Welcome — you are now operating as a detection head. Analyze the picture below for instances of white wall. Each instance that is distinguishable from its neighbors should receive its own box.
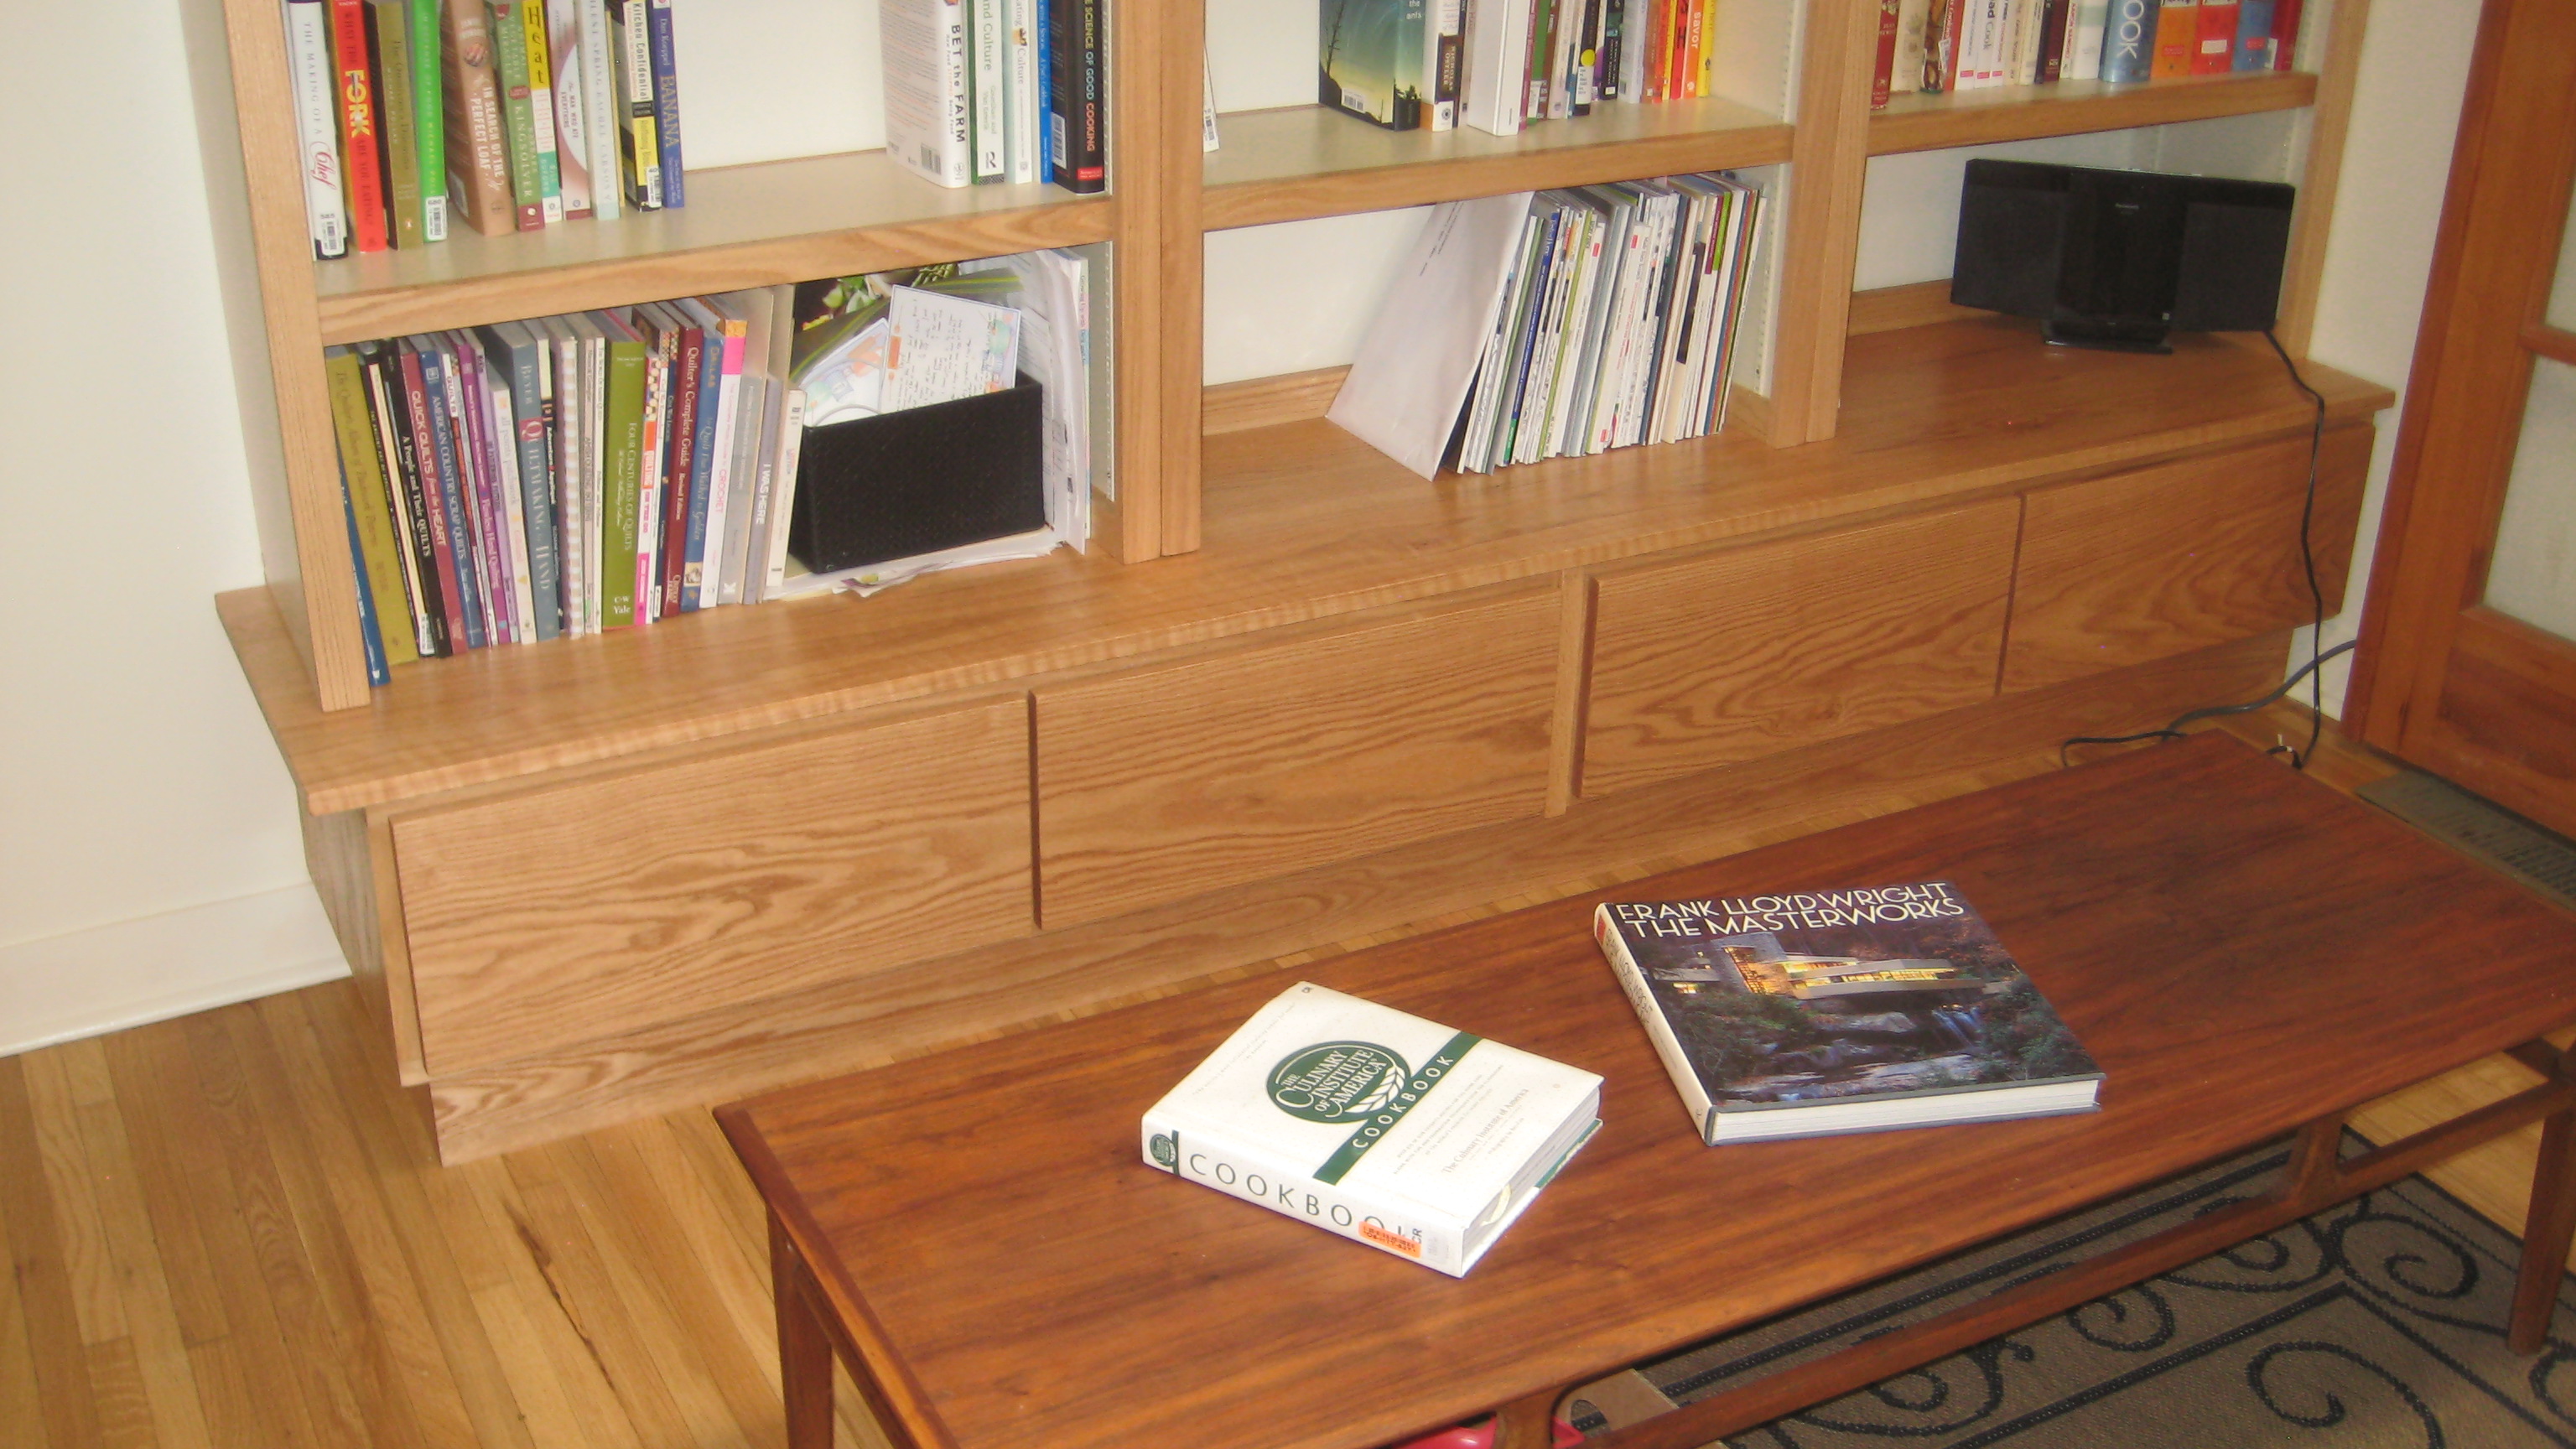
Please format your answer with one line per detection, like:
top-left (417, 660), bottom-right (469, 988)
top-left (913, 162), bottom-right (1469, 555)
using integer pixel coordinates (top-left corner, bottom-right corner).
top-left (0, 0), bottom-right (2485, 1052)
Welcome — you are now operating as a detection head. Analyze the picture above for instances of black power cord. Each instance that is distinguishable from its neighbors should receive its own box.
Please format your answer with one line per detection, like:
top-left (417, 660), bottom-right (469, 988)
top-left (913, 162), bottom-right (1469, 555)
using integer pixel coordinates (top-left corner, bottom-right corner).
top-left (2060, 328), bottom-right (2336, 771)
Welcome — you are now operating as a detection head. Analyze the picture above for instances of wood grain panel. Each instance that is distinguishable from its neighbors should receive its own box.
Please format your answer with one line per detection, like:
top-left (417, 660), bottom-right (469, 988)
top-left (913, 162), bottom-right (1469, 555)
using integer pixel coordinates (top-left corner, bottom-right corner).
top-left (1035, 589), bottom-right (1561, 928)
top-left (221, 321), bottom-right (2394, 818)
top-left (1202, 101), bottom-right (1793, 231)
top-left (1846, 280), bottom-right (1992, 335)
top-left (2003, 423), bottom-right (2373, 693)
top-left (2425, 608), bottom-right (2576, 841)
top-left (428, 631), bottom-right (2296, 1162)
top-left (1202, 366), bottom-right (1348, 434)
top-left (312, 156), bottom-right (1114, 344)
top-left (392, 699), bottom-right (1033, 1077)
top-left (1582, 499), bottom-right (2020, 797)
top-left (2272, 0), bottom-right (2372, 355)
top-left (1765, 0), bottom-right (1882, 443)
top-left (1867, 71), bottom-right (2318, 156)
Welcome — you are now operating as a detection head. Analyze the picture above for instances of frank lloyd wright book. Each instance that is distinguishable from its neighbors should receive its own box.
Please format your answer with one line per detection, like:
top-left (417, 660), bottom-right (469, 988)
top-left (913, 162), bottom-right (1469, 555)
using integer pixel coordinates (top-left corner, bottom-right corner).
top-left (1141, 983), bottom-right (1602, 1276)
top-left (1594, 881), bottom-right (2102, 1145)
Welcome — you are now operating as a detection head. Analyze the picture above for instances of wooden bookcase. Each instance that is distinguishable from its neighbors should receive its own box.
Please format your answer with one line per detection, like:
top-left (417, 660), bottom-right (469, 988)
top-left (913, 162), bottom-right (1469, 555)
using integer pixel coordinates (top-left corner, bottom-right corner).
top-left (212, 0), bottom-right (2383, 1160)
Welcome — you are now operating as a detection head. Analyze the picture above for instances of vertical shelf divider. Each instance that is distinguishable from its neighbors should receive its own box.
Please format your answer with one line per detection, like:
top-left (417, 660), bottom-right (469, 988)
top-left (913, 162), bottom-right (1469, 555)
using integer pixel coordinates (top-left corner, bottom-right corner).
top-left (1767, 0), bottom-right (1880, 446)
top-left (1109, 0), bottom-right (1207, 560)
top-left (2275, 0), bottom-right (2374, 356)
top-left (221, 0), bottom-right (375, 709)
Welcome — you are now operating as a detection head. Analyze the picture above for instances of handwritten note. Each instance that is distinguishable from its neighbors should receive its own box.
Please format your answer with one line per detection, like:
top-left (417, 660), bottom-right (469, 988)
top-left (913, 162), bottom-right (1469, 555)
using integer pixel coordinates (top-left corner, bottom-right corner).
top-left (883, 287), bottom-right (1021, 413)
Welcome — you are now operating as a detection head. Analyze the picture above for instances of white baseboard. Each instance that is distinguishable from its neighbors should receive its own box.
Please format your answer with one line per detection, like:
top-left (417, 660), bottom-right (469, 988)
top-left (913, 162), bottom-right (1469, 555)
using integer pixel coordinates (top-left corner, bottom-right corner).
top-left (0, 885), bottom-right (351, 1058)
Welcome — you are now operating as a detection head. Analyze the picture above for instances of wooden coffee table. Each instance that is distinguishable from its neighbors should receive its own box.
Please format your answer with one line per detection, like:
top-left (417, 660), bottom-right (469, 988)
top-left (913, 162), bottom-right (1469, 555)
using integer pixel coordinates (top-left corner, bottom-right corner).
top-left (718, 735), bottom-right (2576, 1449)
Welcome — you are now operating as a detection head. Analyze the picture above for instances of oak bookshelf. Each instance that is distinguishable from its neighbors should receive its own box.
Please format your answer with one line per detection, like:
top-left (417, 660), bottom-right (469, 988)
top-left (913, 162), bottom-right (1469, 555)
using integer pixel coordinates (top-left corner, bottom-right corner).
top-left (216, 0), bottom-right (2371, 715)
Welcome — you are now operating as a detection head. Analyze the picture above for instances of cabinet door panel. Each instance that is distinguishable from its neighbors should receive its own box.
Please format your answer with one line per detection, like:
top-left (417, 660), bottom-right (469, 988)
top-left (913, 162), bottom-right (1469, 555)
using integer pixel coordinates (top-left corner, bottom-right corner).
top-left (394, 699), bottom-right (1032, 1076)
top-left (1036, 589), bottom-right (1561, 928)
top-left (1582, 499), bottom-right (2021, 797)
top-left (2003, 424), bottom-right (2372, 693)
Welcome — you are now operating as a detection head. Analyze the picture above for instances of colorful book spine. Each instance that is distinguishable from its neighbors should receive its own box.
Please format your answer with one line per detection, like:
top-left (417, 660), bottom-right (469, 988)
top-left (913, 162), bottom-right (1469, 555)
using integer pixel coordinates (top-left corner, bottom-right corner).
top-left (1006, 0), bottom-right (1041, 180)
top-left (370, 0), bottom-right (425, 247)
top-left (657, 315), bottom-right (704, 615)
top-left (2149, 0), bottom-right (2198, 77)
top-left (547, 0), bottom-right (596, 217)
top-left (410, 0), bottom-right (446, 239)
top-left (1034, 0), bottom-right (1055, 180)
top-left (636, 319), bottom-right (672, 621)
top-left (440, 0), bottom-right (517, 235)
top-left (598, 314), bottom-right (646, 628)
top-left (487, 1), bottom-right (548, 229)
top-left (2066, 0), bottom-right (2108, 77)
top-left (340, 460), bottom-right (391, 685)
top-left (480, 321), bottom-right (564, 639)
top-left (611, 1), bottom-right (663, 206)
top-left (1058, 0), bottom-right (1104, 190)
top-left (2193, 0), bottom-right (2239, 72)
top-left (404, 345), bottom-right (480, 649)
top-left (284, 0), bottom-right (347, 257)
top-left (2231, 0), bottom-right (2273, 67)
top-left (366, 346), bottom-right (448, 655)
top-left (1597, 0), bottom-right (1623, 101)
top-left (1429, 0), bottom-right (1464, 122)
top-left (1871, 0), bottom-right (1901, 108)
top-left (574, 0), bottom-right (621, 217)
top-left (2038, 0), bottom-right (2071, 80)
top-left (2267, 0), bottom-right (2303, 69)
top-left (329, 0), bottom-right (389, 252)
top-left (522, 0), bottom-right (566, 221)
top-left (325, 346), bottom-right (421, 667)
top-left (2099, 0), bottom-right (2154, 80)
top-left (647, 0), bottom-right (686, 205)
top-left (678, 320), bottom-right (724, 610)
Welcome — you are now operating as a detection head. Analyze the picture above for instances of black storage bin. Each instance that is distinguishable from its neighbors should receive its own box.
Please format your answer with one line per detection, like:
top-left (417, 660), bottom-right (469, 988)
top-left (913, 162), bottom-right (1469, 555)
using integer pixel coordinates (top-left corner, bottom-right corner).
top-left (787, 373), bottom-right (1047, 574)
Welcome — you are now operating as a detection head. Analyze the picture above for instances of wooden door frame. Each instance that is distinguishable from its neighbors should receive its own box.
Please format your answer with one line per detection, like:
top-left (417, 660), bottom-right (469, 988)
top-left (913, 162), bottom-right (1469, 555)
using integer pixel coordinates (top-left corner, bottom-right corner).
top-left (2342, 0), bottom-right (2576, 815)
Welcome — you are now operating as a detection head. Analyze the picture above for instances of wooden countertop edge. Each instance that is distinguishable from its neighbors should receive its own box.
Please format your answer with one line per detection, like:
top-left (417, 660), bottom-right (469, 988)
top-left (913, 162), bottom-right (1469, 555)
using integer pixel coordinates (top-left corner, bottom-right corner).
top-left (227, 345), bottom-right (2394, 818)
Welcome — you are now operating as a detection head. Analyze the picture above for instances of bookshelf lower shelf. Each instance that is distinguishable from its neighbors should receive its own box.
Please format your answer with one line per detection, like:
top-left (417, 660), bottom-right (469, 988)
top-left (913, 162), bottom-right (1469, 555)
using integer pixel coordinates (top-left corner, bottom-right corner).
top-left (226, 316), bottom-right (2391, 818)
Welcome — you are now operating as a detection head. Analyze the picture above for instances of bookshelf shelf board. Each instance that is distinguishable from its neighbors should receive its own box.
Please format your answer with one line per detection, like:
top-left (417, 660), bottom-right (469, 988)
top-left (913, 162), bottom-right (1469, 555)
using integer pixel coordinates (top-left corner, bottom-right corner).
top-left (226, 317), bottom-right (2388, 818)
top-left (312, 149), bottom-right (1113, 345)
top-left (1868, 71), bottom-right (2319, 157)
top-left (1203, 99), bottom-right (1794, 231)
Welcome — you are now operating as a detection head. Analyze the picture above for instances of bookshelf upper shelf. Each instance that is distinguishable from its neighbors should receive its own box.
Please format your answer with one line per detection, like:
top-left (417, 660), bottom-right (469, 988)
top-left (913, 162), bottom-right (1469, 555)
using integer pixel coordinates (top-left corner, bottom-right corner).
top-left (1204, 98), bottom-right (1794, 231)
top-left (1869, 70), bottom-right (2319, 156)
top-left (311, 149), bottom-right (1112, 345)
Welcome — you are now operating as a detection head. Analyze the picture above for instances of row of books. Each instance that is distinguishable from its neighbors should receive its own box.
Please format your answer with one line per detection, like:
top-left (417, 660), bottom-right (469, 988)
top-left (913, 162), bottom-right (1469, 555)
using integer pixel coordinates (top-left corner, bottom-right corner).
top-left (1457, 174), bottom-right (1762, 473)
top-left (283, 0), bottom-right (687, 257)
top-left (326, 291), bottom-right (799, 679)
top-left (1881, 0), bottom-right (2306, 105)
top-left (1321, 0), bottom-right (1733, 141)
top-left (881, 0), bottom-right (1106, 190)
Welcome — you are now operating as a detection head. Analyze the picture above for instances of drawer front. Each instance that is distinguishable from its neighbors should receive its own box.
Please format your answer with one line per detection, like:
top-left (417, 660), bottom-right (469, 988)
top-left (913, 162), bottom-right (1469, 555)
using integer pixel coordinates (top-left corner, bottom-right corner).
top-left (1582, 498), bottom-right (2021, 798)
top-left (1036, 588), bottom-right (1562, 928)
top-left (394, 699), bottom-right (1033, 1076)
top-left (2002, 424), bottom-right (2373, 693)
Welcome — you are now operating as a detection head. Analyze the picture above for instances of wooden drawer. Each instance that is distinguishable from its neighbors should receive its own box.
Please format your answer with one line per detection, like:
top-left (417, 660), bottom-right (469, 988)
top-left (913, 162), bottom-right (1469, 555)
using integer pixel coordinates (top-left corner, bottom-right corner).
top-left (1581, 498), bottom-right (2021, 798)
top-left (1035, 588), bottom-right (1561, 928)
top-left (2002, 424), bottom-right (2373, 693)
top-left (392, 699), bottom-right (1033, 1076)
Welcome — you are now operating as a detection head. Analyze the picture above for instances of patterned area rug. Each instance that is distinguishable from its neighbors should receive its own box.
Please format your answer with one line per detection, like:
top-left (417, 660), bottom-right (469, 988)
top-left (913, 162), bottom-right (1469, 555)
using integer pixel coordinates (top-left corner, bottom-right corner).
top-left (1583, 1134), bottom-right (2576, 1447)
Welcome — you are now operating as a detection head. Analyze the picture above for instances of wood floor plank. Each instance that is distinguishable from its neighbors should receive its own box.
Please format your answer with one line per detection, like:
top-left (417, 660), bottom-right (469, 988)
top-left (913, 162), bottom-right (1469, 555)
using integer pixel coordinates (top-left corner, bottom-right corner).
top-left (70, 1089), bottom-right (216, 1449)
top-left (0, 1053), bottom-right (106, 1449)
top-left (224, 1000), bottom-right (459, 1449)
top-left (0, 1150), bottom-right (58, 1449)
top-left (541, 1138), bottom-right (756, 1449)
top-left (661, 1113), bottom-right (772, 1281)
top-left (19, 1047), bottom-right (130, 1345)
top-left (258, 989), bottom-right (534, 1449)
top-left (127, 1015), bottom-right (332, 1449)
top-left (88, 1335), bottom-right (160, 1449)
top-left (462, 1281), bottom-right (605, 1449)
top-left (458, 1140), bottom-right (654, 1443)
top-left (96, 1025), bottom-right (235, 1350)
top-left (584, 1124), bottom-right (784, 1442)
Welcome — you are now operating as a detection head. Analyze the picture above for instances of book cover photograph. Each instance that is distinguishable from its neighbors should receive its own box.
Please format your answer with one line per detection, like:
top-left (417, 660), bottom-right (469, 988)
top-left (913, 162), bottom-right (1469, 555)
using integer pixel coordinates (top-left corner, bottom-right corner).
top-left (1320, 0), bottom-right (1427, 129)
top-left (1595, 880), bottom-right (2102, 1143)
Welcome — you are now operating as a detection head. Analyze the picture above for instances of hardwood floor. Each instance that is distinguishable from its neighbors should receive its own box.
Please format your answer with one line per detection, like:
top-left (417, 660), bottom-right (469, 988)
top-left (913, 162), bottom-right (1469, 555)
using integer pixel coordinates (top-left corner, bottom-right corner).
top-left (0, 704), bottom-right (2560, 1449)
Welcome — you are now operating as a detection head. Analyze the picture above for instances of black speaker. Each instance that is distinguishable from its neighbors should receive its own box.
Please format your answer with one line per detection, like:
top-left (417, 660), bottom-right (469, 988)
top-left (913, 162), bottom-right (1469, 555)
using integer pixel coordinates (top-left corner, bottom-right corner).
top-left (1951, 158), bottom-right (2296, 351)
top-left (787, 375), bottom-right (1048, 574)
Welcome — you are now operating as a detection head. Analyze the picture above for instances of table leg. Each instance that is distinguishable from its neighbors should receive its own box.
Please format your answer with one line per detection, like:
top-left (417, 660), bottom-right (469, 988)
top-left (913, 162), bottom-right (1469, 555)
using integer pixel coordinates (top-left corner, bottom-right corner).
top-left (774, 1211), bottom-right (838, 1449)
top-left (1493, 1384), bottom-right (1563, 1448)
top-left (2512, 1102), bottom-right (2576, 1353)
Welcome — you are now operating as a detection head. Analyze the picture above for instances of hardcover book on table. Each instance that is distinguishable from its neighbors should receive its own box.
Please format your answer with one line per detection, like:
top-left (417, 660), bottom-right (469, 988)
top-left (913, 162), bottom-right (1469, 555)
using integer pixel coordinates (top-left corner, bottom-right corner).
top-left (1142, 983), bottom-right (1601, 1275)
top-left (1595, 880), bottom-right (2102, 1144)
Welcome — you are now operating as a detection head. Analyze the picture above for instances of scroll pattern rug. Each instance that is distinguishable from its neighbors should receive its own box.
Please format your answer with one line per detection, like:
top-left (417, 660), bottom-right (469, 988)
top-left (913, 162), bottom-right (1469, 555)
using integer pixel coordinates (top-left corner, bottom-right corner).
top-left (1587, 1134), bottom-right (2576, 1447)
